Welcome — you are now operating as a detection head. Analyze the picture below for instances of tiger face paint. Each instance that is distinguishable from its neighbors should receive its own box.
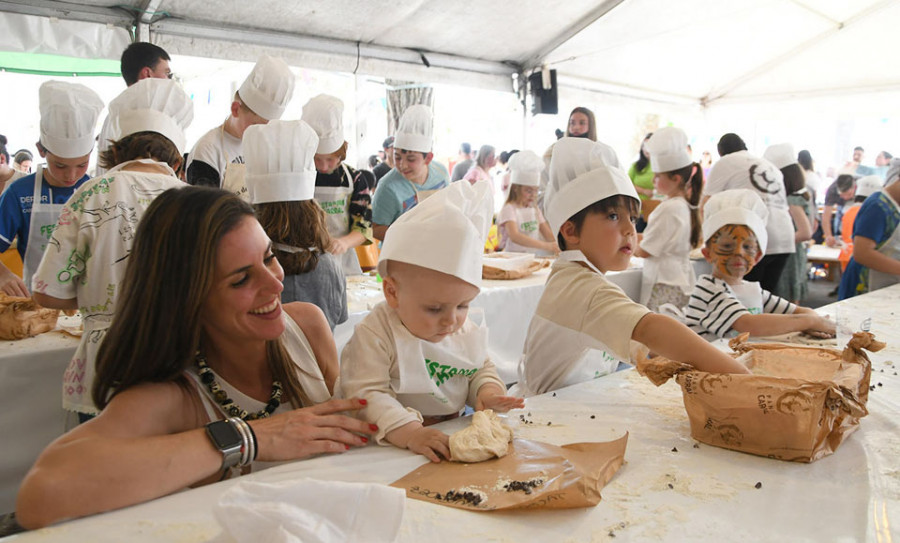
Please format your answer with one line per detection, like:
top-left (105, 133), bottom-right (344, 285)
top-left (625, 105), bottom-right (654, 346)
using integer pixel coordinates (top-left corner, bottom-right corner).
top-left (703, 225), bottom-right (762, 284)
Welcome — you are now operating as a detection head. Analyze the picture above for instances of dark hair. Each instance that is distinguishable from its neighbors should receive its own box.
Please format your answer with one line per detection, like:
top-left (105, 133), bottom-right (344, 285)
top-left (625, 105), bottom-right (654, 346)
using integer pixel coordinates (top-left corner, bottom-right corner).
top-left (460, 142), bottom-right (471, 154)
top-left (797, 150), bottom-right (814, 171)
top-left (781, 164), bottom-right (809, 201)
top-left (499, 149), bottom-right (519, 165)
top-left (566, 107), bottom-right (597, 142)
top-left (99, 131), bottom-right (183, 174)
top-left (0, 143), bottom-right (8, 164)
top-left (854, 194), bottom-right (868, 203)
top-left (835, 174), bottom-right (855, 192)
top-left (717, 133), bottom-right (747, 157)
top-left (663, 162), bottom-right (704, 248)
top-left (0, 135), bottom-right (6, 146)
top-left (556, 195), bottom-right (641, 250)
top-left (882, 151), bottom-right (893, 160)
top-left (633, 133), bottom-right (653, 173)
top-left (121, 42), bottom-right (171, 86)
top-left (94, 187), bottom-right (308, 409)
top-left (255, 200), bottom-right (332, 275)
top-left (13, 149), bottom-right (32, 165)
top-left (854, 146), bottom-right (865, 152)
top-left (368, 154), bottom-right (379, 168)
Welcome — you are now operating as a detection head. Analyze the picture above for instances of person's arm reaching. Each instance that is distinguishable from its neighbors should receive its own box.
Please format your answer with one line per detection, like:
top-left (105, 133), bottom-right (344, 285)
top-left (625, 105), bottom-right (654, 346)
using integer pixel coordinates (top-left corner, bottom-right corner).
top-left (632, 313), bottom-right (750, 374)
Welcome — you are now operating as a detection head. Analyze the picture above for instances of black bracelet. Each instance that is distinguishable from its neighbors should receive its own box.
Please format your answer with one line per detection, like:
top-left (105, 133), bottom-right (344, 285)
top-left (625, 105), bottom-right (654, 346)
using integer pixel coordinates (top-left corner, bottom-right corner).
top-left (246, 421), bottom-right (259, 461)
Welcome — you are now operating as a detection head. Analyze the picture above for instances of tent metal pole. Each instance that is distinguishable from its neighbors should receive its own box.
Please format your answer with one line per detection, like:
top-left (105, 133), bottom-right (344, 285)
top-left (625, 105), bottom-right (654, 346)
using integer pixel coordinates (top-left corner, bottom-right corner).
top-left (0, 0), bottom-right (132, 27)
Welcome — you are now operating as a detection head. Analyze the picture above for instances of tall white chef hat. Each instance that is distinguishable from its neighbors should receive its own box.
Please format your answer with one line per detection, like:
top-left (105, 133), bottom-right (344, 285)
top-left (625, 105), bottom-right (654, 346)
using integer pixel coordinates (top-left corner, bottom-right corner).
top-left (301, 94), bottom-right (344, 155)
top-left (544, 137), bottom-right (639, 235)
top-left (702, 189), bottom-right (769, 253)
top-left (645, 126), bottom-right (692, 173)
top-left (237, 55), bottom-right (295, 121)
top-left (107, 78), bottom-right (194, 155)
top-left (393, 104), bottom-right (433, 153)
top-left (378, 180), bottom-right (493, 288)
top-left (38, 81), bottom-right (104, 158)
top-left (885, 157), bottom-right (900, 186)
top-left (763, 143), bottom-right (797, 170)
top-left (507, 150), bottom-right (544, 187)
top-left (855, 175), bottom-right (883, 199)
top-left (243, 120), bottom-right (319, 204)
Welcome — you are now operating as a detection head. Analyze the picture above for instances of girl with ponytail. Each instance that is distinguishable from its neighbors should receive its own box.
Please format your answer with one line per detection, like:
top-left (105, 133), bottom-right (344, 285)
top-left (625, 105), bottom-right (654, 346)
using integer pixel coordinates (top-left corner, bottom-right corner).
top-left (634, 127), bottom-right (701, 311)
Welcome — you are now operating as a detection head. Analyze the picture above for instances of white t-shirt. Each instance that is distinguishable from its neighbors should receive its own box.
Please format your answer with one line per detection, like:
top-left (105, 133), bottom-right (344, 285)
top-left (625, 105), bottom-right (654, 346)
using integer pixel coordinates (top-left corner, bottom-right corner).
top-left (498, 202), bottom-right (546, 253)
top-left (684, 274), bottom-right (796, 340)
top-left (518, 254), bottom-right (650, 396)
top-left (706, 151), bottom-right (796, 255)
top-left (32, 161), bottom-right (184, 413)
top-left (186, 124), bottom-right (243, 186)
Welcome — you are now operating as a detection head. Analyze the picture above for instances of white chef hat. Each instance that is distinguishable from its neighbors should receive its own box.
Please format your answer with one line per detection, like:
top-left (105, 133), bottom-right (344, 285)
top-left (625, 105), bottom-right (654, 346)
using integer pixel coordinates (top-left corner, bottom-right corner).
top-left (38, 81), bottom-right (104, 158)
top-left (378, 180), bottom-right (493, 288)
top-left (107, 78), bottom-right (194, 155)
top-left (702, 189), bottom-right (769, 253)
top-left (507, 150), bottom-right (544, 187)
top-left (762, 143), bottom-right (797, 170)
top-left (544, 137), bottom-right (639, 235)
top-left (885, 157), bottom-right (900, 186)
top-left (238, 55), bottom-right (295, 121)
top-left (301, 94), bottom-right (344, 155)
top-left (645, 126), bottom-right (692, 173)
top-left (393, 104), bottom-right (433, 153)
top-left (243, 120), bottom-right (319, 204)
top-left (855, 175), bottom-right (883, 198)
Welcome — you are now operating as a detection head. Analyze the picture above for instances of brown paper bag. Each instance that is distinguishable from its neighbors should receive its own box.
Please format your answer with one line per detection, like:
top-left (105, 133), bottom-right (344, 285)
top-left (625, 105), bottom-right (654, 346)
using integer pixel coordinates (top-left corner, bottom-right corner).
top-left (636, 332), bottom-right (883, 462)
top-left (390, 434), bottom-right (627, 511)
top-left (0, 294), bottom-right (59, 340)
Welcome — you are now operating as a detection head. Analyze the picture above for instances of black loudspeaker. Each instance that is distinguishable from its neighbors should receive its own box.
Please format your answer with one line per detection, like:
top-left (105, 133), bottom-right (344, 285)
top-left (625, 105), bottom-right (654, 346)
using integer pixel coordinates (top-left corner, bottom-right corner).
top-left (529, 69), bottom-right (558, 115)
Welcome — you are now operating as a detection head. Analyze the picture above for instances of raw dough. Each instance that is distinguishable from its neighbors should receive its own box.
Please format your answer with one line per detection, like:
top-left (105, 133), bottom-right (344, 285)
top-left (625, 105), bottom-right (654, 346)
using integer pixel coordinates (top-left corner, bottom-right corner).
top-left (0, 294), bottom-right (59, 340)
top-left (449, 409), bottom-right (513, 463)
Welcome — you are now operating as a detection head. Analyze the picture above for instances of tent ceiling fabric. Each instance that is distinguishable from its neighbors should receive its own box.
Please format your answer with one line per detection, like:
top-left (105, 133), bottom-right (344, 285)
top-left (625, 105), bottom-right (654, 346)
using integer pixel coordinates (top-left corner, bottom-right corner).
top-left (0, 0), bottom-right (898, 104)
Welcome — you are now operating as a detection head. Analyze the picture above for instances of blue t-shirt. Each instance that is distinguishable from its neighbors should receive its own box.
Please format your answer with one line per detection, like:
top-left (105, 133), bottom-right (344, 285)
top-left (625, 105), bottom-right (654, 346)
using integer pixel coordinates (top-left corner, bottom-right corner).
top-left (838, 191), bottom-right (900, 299)
top-left (0, 171), bottom-right (89, 258)
top-left (371, 161), bottom-right (449, 226)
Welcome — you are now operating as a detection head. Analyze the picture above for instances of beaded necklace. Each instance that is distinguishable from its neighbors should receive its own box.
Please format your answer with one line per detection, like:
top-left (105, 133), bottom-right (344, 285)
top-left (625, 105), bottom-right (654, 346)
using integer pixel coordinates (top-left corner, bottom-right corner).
top-left (195, 353), bottom-right (283, 420)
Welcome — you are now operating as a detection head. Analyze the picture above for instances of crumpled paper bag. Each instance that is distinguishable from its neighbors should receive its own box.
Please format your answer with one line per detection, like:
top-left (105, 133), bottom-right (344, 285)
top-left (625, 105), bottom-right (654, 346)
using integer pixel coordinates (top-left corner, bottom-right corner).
top-left (212, 478), bottom-right (405, 543)
top-left (0, 293), bottom-right (58, 340)
top-left (636, 332), bottom-right (883, 462)
top-left (391, 434), bottom-right (627, 511)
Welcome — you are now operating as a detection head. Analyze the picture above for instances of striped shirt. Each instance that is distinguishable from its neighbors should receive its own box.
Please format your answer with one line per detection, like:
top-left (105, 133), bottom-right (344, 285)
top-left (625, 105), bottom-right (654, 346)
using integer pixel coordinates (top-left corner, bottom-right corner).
top-left (685, 274), bottom-right (795, 340)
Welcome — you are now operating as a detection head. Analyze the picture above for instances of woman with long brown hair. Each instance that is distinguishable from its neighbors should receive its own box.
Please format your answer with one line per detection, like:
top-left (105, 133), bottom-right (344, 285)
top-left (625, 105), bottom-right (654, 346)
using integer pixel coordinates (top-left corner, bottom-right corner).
top-left (16, 185), bottom-right (373, 529)
top-left (245, 119), bottom-right (348, 330)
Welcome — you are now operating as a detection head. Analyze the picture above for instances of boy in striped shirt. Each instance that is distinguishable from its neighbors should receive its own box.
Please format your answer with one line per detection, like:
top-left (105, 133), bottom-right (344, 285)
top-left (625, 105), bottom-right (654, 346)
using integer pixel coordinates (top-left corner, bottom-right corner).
top-left (685, 190), bottom-right (834, 340)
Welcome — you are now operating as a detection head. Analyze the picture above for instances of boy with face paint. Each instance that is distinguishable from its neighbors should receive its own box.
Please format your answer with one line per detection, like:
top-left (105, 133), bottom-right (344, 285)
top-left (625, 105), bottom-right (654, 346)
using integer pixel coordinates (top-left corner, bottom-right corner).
top-left (685, 189), bottom-right (835, 340)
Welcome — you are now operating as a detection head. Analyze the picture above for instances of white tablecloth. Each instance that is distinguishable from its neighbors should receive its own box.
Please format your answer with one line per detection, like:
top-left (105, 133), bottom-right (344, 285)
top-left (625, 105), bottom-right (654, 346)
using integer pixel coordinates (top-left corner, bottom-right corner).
top-left (10, 284), bottom-right (899, 541)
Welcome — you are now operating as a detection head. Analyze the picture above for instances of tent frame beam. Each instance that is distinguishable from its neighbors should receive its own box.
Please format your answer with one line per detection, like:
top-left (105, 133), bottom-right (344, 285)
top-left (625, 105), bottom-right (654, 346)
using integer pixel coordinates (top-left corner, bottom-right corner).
top-left (0, 0), bottom-right (132, 27)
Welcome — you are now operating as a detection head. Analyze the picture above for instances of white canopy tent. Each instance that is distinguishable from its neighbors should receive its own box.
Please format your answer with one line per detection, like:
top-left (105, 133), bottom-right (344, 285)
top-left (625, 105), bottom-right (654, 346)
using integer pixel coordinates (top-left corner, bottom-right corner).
top-left (1, 0), bottom-right (899, 169)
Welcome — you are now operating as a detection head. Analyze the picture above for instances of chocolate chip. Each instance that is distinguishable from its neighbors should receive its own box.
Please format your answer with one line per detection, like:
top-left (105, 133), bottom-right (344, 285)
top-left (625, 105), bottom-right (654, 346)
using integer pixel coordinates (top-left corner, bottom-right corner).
top-left (878, 382), bottom-right (883, 387)
top-left (671, 447), bottom-right (678, 453)
top-left (552, 392), bottom-right (557, 397)
top-left (667, 483), bottom-right (674, 489)
top-left (547, 421), bottom-right (551, 426)
top-left (608, 531), bottom-right (616, 538)
top-left (693, 443), bottom-right (700, 449)
top-left (755, 482), bottom-right (762, 489)
top-left (590, 415), bottom-right (596, 419)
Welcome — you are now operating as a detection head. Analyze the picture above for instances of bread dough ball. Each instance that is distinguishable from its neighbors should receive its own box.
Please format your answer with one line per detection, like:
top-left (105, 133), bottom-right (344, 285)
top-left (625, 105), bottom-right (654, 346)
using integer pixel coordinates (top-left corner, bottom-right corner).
top-left (449, 409), bottom-right (513, 463)
top-left (0, 294), bottom-right (59, 340)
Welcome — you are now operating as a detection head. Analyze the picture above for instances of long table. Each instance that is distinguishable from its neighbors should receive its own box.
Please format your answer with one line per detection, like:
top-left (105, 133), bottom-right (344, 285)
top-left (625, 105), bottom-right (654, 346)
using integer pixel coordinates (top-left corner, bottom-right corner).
top-left (8, 284), bottom-right (899, 541)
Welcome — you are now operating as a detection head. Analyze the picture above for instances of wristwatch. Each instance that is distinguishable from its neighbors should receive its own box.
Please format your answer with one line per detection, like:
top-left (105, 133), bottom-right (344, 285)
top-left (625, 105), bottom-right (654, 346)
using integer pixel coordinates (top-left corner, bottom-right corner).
top-left (205, 419), bottom-right (243, 471)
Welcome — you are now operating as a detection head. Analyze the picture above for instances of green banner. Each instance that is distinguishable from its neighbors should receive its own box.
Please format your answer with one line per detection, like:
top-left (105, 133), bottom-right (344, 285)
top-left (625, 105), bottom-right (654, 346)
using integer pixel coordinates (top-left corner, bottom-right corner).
top-left (0, 51), bottom-right (118, 77)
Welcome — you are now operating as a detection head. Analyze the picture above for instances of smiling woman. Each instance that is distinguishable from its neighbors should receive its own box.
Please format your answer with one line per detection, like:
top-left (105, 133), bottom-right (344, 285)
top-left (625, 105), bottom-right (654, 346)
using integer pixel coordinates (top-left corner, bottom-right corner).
top-left (15, 186), bottom-right (375, 529)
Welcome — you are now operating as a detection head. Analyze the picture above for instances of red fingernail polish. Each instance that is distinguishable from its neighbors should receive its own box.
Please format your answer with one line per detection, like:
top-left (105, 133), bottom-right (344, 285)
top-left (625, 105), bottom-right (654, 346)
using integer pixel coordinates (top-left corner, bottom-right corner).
top-left (345, 444), bottom-right (350, 450)
top-left (359, 399), bottom-right (368, 405)
top-left (361, 437), bottom-right (368, 443)
top-left (369, 424), bottom-right (378, 431)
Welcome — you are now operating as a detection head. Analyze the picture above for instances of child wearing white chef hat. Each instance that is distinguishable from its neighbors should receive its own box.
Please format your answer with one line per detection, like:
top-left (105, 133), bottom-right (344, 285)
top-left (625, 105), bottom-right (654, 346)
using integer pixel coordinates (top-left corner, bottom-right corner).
top-left (341, 180), bottom-right (523, 463)
top-left (497, 150), bottom-right (558, 255)
top-left (186, 55), bottom-right (295, 197)
top-left (684, 189), bottom-right (834, 340)
top-left (633, 126), bottom-right (702, 311)
top-left (0, 80), bottom-right (103, 297)
top-left (371, 104), bottom-right (449, 241)
top-left (244, 119), bottom-right (348, 331)
top-left (33, 77), bottom-right (193, 419)
top-left (517, 138), bottom-right (749, 397)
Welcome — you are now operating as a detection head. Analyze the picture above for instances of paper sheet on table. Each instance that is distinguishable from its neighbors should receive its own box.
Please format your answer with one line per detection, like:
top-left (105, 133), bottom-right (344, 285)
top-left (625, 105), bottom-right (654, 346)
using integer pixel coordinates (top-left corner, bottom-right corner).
top-left (637, 332), bottom-right (884, 462)
top-left (390, 434), bottom-right (627, 511)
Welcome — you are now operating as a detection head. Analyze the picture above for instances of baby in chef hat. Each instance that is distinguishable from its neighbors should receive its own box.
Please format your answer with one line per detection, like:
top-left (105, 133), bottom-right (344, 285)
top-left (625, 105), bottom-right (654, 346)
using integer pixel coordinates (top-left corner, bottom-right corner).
top-left (186, 55), bottom-right (295, 196)
top-left (684, 189), bottom-right (835, 340)
top-left (341, 180), bottom-right (523, 463)
top-left (517, 138), bottom-right (749, 396)
top-left (497, 150), bottom-right (558, 255)
top-left (371, 104), bottom-right (449, 241)
top-left (0, 80), bottom-right (103, 297)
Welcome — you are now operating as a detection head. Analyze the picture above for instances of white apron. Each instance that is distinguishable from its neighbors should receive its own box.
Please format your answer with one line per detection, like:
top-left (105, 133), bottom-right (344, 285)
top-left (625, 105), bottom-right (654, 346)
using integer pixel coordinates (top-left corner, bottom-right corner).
top-left (314, 163), bottom-right (362, 276)
top-left (23, 166), bottom-right (65, 290)
top-left (391, 309), bottom-right (488, 417)
top-left (640, 255), bottom-right (695, 306)
top-left (730, 281), bottom-right (764, 315)
top-left (868, 191), bottom-right (900, 291)
top-left (220, 127), bottom-right (249, 202)
top-left (503, 205), bottom-right (543, 253)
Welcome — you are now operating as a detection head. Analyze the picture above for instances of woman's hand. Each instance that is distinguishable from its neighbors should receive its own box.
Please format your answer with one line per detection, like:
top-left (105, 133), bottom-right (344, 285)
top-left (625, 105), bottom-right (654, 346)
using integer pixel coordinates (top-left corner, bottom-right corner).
top-left (0, 265), bottom-right (29, 297)
top-left (251, 398), bottom-right (376, 461)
